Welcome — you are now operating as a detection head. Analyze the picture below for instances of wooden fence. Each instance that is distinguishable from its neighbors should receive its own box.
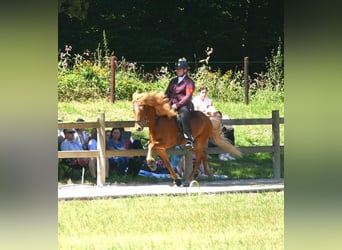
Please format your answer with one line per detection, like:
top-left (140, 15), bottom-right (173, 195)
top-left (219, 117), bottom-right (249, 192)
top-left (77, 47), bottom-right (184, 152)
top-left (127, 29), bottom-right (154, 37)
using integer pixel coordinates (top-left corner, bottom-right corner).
top-left (58, 110), bottom-right (284, 186)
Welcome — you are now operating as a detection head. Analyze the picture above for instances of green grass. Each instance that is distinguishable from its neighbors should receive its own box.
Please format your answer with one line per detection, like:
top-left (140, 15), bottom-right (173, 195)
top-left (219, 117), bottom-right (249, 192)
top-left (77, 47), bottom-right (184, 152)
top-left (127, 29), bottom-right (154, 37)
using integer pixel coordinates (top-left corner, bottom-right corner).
top-left (58, 95), bottom-right (284, 249)
top-left (58, 191), bottom-right (284, 250)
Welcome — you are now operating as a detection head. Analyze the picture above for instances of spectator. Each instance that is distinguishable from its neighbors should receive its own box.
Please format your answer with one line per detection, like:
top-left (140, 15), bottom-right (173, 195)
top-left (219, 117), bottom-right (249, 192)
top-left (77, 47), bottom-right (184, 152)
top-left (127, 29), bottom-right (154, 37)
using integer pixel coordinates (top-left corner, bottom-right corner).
top-left (74, 118), bottom-right (89, 150)
top-left (125, 134), bottom-right (147, 176)
top-left (58, 119), bottom-right (64, 151)
top-left (192, 86), bottom-right (216, 116)
top-left (192, 87), bottom-right (217, 172)
top-left (87, 128), bottom-right (98, 178)
top-left (213, 111), bottom-right (236, 161)
top-left (105, 130), bottom-right (111, 142)
top-left (170, 146), bottom-right (185, 176)
top-left (106, 127), bottom-right (131, 176)
top-left (60, 129), bottom-right (96, 178)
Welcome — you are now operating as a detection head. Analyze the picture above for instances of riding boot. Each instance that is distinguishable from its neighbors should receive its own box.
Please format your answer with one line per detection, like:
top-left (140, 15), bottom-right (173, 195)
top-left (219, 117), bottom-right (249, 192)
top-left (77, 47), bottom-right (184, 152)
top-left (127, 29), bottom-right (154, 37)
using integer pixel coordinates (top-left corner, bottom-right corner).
top-left (178, 106), bottom-right (194, 148)
top-left (184, 132), bottom-right (194, 148)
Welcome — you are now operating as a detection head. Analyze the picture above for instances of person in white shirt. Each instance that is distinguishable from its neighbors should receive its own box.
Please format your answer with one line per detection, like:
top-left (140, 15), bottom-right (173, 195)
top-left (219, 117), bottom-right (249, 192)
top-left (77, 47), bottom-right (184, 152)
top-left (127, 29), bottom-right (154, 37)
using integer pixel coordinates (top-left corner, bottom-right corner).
top-left (87, 128), bottom-right (98, 178)
top-left (192, 86), bottom-right (216, 116)
top-left (74, 118), bottom-right (89, 150)
top-left (212, 111), bottom-right (236, 161)
top-left (61, 129), bottom-right (96, 178)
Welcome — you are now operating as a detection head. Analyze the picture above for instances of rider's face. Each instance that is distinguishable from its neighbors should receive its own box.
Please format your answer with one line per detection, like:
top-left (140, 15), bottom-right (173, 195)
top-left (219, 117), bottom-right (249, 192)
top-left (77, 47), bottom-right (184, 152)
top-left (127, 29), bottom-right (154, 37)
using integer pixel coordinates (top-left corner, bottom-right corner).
top-left (176, 68), bottom-right (186, 76)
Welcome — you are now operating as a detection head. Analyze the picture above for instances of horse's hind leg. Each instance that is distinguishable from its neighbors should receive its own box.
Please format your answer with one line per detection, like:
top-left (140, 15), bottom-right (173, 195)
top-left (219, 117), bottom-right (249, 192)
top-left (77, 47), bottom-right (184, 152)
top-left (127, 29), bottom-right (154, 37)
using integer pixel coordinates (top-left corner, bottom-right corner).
top-left (188, 150), bottom-right (205, 181)
top-left (155, 148), bottom-right (182, 186)
top-left (201, 154), bottom-right (212, 176)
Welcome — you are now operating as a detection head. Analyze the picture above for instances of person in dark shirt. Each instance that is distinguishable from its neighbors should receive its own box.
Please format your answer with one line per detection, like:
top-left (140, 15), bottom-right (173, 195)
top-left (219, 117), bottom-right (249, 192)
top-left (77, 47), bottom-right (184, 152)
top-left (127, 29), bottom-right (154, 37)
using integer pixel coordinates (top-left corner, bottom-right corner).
top-left (165, 58), bottom-right (195, 148)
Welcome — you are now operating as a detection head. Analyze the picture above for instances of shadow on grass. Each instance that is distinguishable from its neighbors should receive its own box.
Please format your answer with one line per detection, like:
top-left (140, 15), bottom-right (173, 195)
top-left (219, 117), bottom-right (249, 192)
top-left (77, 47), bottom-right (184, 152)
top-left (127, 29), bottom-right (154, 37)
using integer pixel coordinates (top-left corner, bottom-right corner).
top-left (209, 152), bottom-right (284, 179)
top-left (58, 152), bottom-right (284, 185)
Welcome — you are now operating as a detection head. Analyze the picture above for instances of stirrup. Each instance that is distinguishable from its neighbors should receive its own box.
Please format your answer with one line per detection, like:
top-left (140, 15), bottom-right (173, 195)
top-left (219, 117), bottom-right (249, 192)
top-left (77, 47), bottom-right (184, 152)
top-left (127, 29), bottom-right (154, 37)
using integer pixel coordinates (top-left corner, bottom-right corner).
top-left (185, 139), bottom-right (194, 149)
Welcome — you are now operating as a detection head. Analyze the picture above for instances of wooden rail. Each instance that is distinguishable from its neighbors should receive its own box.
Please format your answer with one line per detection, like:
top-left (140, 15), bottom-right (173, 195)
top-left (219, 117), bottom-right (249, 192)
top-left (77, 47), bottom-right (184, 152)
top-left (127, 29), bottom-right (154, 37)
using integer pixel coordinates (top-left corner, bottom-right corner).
top-left (58, 110), bottom-right (284, 186)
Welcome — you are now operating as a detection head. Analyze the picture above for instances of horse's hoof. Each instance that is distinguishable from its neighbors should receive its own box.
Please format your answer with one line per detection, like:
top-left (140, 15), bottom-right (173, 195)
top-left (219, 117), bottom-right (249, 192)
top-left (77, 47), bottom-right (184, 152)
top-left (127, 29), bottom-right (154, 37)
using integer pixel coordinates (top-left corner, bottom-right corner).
top-left (174, 179), bottom-right (182, 187)
top-left (147, 161), bottom-right (157, 171)
top-left (182, 182), bottom-right (189, 187)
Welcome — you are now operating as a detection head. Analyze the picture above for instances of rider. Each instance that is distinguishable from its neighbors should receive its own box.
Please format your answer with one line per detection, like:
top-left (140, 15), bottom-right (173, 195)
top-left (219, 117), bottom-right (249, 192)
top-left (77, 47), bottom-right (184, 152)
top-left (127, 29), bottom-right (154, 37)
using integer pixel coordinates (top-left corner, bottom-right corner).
top-left (165, 58), bottom-right (195, 148)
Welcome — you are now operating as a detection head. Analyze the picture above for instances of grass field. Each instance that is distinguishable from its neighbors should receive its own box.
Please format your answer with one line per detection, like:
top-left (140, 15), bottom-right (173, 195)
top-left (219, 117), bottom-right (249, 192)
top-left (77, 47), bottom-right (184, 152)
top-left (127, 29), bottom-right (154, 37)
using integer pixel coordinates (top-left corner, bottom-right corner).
top-left (58, 94), bottom-right (284, 249)
top-left (58, 191), bottom-right (284, 249)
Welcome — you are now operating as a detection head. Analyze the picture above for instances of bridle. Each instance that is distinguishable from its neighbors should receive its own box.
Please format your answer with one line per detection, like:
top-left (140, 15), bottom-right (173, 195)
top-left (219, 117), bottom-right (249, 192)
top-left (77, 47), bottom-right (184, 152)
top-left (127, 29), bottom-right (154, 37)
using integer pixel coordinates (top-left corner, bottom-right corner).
top-left (134, 103), bottom-right (148, 129)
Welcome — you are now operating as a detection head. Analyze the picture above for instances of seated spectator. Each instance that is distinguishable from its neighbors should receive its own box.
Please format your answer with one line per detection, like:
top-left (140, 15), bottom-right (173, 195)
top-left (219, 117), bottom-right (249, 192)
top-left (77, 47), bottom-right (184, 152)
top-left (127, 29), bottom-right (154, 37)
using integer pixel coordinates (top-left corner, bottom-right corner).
top-left (106, 127), bottom-right (131, 176)
top-left (192, 86), bottom-right (217, 116)
top-left (213, 111), bottom-right (236, 161)
top-left (60, 129), bottom-right (96, 178)
top-left (170, 146), bottom-right (185, 176)
top-left (192, 87), bottom-right (217, 171)
top-left (124, 134), bottom-right (148, 176)
top-left (58, 119), bottom-right (64, 151)
top-left (74, 118), bottom-right (89, 150)
top-left (87, 128), bottom-right (98, 178)
top-left (106, 128), bottom-right (142, 176)
top-left (105, 129), bottom-right (111, 142)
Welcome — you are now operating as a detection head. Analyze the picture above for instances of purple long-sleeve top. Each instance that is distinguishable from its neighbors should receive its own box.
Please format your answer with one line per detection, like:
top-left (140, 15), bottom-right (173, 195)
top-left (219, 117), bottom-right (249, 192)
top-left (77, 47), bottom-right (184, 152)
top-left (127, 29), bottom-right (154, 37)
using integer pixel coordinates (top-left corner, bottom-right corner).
top-left (165, 75), bottom-right (195, 110)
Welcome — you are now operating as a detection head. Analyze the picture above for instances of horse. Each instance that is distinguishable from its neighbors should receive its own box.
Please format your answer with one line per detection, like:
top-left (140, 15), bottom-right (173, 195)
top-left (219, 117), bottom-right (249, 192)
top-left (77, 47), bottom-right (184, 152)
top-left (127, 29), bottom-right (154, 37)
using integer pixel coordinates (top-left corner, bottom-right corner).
top-left (132, 91), bottom-right (241, 186)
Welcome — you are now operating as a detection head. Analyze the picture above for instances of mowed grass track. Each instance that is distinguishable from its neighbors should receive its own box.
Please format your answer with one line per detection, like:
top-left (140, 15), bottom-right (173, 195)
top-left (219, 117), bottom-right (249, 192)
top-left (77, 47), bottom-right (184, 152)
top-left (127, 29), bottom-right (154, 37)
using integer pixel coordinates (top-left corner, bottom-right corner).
top-left (58, 191), bottom-right (284, 249)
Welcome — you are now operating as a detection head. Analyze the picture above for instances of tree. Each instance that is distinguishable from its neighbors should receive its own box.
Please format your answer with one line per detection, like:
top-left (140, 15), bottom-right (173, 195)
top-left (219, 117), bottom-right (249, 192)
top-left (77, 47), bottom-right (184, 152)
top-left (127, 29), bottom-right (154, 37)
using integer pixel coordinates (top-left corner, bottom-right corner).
top-left (58, 0), bottom-right (283, 73)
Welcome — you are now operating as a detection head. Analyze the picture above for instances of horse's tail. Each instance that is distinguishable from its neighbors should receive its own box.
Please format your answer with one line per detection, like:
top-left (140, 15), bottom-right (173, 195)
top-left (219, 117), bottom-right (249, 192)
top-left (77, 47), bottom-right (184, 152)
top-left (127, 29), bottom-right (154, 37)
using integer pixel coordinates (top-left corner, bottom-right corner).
top-left (209, 116), bottom-right (242, 157)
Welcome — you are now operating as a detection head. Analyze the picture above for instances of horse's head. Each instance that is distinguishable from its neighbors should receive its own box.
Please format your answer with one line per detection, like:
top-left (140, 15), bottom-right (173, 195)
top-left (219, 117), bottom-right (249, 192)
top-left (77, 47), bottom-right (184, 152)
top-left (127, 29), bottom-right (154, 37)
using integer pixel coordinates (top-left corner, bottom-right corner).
top-left (132, 93), bottom-right (148, 131)
top-left (133, 101), bottom-right (147, 131)
top-left (132, 91), bottom-right (176, 131)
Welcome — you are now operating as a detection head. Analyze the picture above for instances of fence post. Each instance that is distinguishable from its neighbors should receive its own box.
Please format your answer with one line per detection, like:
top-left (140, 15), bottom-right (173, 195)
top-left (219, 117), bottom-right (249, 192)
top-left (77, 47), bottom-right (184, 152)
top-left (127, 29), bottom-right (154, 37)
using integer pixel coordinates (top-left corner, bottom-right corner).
top-left (244, 56), bottom-right (249, 105)
top-left (110, 56), bottom-right (116, 103)
top-left (183, 150), bottom-right (193, 182)
top-left (272, 110), bottom-right (281, 178)
top-left (97, 113), bottom-right (106, 186)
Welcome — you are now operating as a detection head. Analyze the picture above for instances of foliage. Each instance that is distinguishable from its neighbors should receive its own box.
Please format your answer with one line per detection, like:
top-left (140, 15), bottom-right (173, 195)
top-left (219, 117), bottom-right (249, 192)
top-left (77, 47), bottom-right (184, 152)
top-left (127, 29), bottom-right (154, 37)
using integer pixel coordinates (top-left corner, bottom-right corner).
top-left (190, 45), bottom-right (284, 103)
top-left (58, 0), bottom-right (283, 73)
top-left (58, 43), bottom-right (284, 103)
top-left (192, 48), bottom-right (246, 103)
top-left (58, 44), bottom-right (110, 101)
top-left (58, 192), bottom-right (284, 249)
top-left (58, 0), bottom-right (89, 20)
top-left (252, 39), bottom-right (284, 101)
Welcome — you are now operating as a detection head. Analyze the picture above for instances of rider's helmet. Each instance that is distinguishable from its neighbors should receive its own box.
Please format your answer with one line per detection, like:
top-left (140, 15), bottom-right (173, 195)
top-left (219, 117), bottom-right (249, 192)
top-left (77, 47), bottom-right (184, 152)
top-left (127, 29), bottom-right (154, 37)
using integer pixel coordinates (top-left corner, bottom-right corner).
top-left (175, 58), bottom-right (189, 69)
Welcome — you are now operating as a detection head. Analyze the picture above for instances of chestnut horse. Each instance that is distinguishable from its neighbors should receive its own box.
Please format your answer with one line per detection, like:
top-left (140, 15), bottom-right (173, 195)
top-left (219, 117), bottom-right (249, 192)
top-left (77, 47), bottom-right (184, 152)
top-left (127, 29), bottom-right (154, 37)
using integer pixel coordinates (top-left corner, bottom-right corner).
top-left (132, 91), bottom-right (241, 186)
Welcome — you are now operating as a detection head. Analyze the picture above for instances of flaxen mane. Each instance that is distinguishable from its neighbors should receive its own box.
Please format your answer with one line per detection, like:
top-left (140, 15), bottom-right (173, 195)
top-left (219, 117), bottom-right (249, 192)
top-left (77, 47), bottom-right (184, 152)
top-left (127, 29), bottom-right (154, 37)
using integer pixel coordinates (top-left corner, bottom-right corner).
top-left (132, 91), bottom-right (176, 118)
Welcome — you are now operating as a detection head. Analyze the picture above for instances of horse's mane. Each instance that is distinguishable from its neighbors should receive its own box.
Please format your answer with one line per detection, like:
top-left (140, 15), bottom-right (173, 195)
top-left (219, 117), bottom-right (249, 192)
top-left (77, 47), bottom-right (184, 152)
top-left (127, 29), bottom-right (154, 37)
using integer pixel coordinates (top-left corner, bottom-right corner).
top-left (132, 91), bottom-right (177, 118)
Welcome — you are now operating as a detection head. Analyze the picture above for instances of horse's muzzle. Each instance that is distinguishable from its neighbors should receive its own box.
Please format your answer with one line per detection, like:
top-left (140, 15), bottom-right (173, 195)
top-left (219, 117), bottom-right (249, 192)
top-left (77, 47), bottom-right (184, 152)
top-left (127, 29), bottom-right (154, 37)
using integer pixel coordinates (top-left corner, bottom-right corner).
top-left (135, 119), bottom-right (147, 131)
top-left (134, 121), bottom-right (144, 131)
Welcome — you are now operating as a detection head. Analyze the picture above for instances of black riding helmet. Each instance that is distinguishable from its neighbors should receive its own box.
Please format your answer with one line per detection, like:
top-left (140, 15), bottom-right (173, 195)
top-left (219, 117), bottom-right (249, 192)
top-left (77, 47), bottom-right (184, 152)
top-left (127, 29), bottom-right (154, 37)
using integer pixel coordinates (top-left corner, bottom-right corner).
top-left (175, 58), bottom-right (189, 69)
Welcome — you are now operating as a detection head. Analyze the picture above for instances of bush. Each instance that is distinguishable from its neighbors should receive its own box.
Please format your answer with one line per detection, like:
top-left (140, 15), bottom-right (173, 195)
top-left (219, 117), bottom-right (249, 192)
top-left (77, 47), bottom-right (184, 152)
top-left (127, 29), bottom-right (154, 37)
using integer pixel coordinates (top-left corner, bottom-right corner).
top-left (58, 44), bottom-right (284, 103)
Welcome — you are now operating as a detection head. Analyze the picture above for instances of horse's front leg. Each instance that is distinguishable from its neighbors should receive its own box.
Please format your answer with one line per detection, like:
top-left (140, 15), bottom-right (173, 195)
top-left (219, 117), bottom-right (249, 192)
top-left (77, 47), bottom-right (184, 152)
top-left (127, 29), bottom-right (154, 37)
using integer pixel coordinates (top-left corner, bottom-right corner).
top-left (146, 142), bottom-right (157, 171)
top-left (156, 148), bottom-right (182, 187)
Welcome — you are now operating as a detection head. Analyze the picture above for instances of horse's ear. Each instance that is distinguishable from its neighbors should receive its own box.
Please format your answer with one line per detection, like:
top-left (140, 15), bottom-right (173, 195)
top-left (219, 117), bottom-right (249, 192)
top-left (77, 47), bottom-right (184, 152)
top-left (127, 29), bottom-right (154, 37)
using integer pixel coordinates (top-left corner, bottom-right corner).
top-left (132, 92), bottom-right (141, 102)
top-left (162, 95), bottom-right (170, 104)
